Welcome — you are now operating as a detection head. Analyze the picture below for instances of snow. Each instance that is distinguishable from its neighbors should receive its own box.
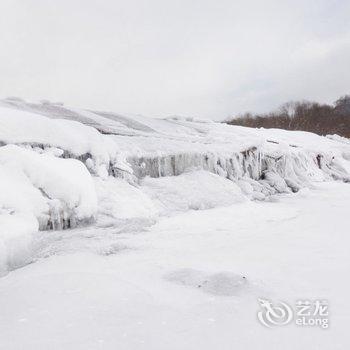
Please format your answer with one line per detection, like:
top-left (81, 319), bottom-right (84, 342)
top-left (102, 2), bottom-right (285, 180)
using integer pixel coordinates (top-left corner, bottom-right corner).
top-left (1, 99), bottom-right (350, 189)
top-left (0, 182), bottom-right (349, 349)
top-left (0, 105), bottom-right (128, 177)
top-left (94, 176), bottom-right (157, 228)
top-left (0, 144), bottom-right (97, 224)
top-left (0, 99), bottom-right (350, 348)
top-left (0, 212), bottom-right (37, 276)
top-left (0, 145), bottom-right (97, 273)
top-left (164, 268), bottom-right (248, 296)
top-left (142, 170), bottom-right (245, 214)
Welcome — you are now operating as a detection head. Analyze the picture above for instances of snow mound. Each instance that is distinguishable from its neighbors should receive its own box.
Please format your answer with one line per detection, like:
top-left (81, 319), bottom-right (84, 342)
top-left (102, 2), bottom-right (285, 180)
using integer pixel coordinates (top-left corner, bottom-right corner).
top-left (94, 177), bottom-right (157, 228)
top-left (142, 170), bottom-right (246, 214)
top-left (0, 145), bottom-right (97, 229)
top-left (165, 268), bottom-right (248, 296)
top-left (0, 106), bottom-right (130, 177)
top-left (0, 212), bottom-right (37, 276)
top-left (0, 145), bottom-right (97, 273)
top-left (0, 144), bottom-right (98, 273)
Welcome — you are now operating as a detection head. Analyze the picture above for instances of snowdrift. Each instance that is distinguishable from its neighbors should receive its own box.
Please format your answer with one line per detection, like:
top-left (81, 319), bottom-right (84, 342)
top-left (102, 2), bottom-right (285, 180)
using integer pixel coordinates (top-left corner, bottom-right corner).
top-left (0, 142), bottom-right (97, 274)
top-left (0, 98), bottom-right (350, 273)
top-left (142, 170), bottom-right (245, 214)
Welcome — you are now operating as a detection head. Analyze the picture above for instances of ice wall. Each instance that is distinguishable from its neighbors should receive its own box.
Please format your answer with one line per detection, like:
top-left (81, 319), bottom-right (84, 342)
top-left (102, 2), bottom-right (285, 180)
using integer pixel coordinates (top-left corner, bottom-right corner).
top-left (126, 146), bottom-right (350, 199)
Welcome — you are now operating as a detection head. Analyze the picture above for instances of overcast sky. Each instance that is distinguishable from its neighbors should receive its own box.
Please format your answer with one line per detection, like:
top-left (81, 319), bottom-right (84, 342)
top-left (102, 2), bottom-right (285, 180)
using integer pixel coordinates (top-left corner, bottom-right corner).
top-left (0, 0), bottom-right (349, 119)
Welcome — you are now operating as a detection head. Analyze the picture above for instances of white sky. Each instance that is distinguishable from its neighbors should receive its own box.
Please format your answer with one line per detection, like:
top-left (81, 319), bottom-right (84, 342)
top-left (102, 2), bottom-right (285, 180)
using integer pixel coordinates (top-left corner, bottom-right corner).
top-left (0, 0), bottom-right (349, 119)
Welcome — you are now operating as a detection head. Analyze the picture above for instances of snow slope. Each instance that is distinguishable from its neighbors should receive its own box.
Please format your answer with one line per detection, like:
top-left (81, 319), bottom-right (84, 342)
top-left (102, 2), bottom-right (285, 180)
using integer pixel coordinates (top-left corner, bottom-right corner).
top-left (0, 99), bottom-right (350, 275)
top-left (0, 98), bottom-right (350, 348)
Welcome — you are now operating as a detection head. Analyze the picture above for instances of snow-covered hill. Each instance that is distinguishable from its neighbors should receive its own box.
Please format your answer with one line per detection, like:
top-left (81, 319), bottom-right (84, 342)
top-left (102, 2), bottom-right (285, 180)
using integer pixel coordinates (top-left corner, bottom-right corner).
top-left (1, 98), bottom-right (350, 274)
top-left (1, 99), bottom-right (350, 349)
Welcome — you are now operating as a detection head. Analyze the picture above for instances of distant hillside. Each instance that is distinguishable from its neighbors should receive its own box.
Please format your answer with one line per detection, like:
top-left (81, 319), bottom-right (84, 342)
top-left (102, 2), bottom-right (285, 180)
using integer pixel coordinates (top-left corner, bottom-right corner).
top-left (226, 95), bottom-right (350, 138)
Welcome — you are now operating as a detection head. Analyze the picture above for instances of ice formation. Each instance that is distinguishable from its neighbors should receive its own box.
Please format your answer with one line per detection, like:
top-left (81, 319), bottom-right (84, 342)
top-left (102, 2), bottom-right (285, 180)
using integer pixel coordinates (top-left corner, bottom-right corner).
top-left (1, 98), bottom-right (350, 273)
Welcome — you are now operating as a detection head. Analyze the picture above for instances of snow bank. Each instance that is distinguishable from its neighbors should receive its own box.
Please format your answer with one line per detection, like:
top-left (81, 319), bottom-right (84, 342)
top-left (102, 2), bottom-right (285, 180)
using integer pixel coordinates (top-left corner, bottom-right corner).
top-left (0, 145), bottom-right (98, 273)
top-left (94, 177), bottom-right (157, 228)
top-left (0, 212), bottom-right (37, 276)
top-left (0, 145), bottom-right (97, 228)
top-left (2, 98), bottom-right (350, 189)
top-left (1, 99), bottom-right (350, 235)
top-left (130, 145), bottom-right (350, 201)
top-left (142, 170), bottom-right (246, 214)
top-left (0, 106), bottom-right (130, 177)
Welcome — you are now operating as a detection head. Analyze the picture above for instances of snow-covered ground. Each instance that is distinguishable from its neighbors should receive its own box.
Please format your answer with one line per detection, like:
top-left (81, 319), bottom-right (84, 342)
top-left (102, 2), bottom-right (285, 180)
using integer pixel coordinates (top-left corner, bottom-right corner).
top-left (0, 99), bottom-right (350, 349)
top-left (0, 182), bottom-right (349, 349)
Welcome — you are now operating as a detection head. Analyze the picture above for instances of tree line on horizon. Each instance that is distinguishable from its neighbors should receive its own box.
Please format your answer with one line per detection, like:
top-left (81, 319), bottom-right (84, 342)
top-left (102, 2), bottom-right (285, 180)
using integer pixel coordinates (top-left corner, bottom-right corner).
top-left (226, 95), bottom-right (350, 138)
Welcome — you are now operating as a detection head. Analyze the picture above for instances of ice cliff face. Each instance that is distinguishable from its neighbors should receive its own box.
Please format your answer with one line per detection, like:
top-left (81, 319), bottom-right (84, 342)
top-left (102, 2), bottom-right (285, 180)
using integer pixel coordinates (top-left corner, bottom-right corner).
top-left (0, 98), bottom-right (350, 273)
